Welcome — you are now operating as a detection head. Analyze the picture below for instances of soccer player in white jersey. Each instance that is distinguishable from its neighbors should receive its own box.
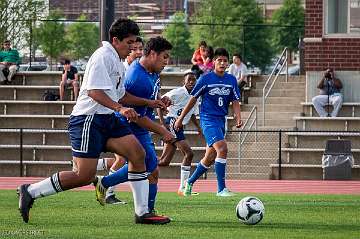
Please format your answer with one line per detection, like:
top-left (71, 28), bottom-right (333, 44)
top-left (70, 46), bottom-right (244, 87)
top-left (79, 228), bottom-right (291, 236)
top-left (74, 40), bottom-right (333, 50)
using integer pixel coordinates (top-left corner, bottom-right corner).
top-left (175, 48), bottom-right (243, 197)
top-left (17, 18), bottom-right (171, 224)
top-left (102, 36), bottom-right (144, 205)
top-left (157, 70), bottom-right (202, 195)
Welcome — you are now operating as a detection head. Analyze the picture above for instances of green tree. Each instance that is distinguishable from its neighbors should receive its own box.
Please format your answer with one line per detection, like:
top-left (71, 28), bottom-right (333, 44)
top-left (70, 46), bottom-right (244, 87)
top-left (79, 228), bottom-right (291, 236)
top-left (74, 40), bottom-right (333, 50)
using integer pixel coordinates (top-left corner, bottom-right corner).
top-left (37, 11), bottom-right (68, 70)
top-left (271, 0), bottom-right (304, 53)
top-left (0, 0), bottom-right (46, 50)
top-left (162, 12), bottom-right (192, 65)
top-left (189, 0), bottom-right (272, 70)
top-left (65, 15), bottom-right (99, 60)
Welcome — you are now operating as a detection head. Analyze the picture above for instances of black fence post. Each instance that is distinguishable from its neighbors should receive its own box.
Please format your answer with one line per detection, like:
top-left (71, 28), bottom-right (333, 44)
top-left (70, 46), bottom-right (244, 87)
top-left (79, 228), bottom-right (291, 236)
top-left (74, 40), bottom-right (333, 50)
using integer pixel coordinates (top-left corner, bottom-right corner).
top-left (278, 129), bottom-right (282, 180)
top-left (19, 128), bottom-right (23, 177)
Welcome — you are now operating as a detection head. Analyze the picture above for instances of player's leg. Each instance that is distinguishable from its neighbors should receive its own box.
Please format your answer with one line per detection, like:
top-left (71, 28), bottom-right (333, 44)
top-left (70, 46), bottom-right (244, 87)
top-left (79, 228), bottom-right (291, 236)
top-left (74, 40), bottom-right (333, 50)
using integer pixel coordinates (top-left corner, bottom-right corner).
top-left (147, 167), bottom-right (159, 213)
top-left (18, 157), bottom-right (98, 223)
top-left (184, 146), bottom-right (216, 196)
top-left (105, 154), bottom-right (127, 204)
top-left (139, 133), bottom-right (161, 213)
top-left (157, 143), bottom-right (176, 166)
top-left (104, 135), bottom-right (170, 224)
top-left (212, 139), bottom-right (234, 196)
top-left (174, 139), bottom-right (194, 194)
top-left (18, 114), bottom-right (106, 223)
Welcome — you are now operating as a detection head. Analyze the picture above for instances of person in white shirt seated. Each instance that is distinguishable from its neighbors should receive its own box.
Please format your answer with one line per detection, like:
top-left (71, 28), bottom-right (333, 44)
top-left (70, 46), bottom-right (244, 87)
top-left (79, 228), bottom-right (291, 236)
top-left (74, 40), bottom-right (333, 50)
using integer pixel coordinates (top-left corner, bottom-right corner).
top-left (228, 53), bottom-right (248, 89)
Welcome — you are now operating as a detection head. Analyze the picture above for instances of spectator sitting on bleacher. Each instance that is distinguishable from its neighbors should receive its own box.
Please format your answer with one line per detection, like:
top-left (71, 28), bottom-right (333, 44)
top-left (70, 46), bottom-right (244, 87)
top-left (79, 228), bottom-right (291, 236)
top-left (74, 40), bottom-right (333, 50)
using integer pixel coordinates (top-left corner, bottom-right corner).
top-left (0, 40), bottom-right (20, 84)
top-left (191, 40), bottom-right (207, 66)
top-left (60, 59), bottom-right (79, 101)
top-left (228, 53), bottom-right (248, 103)
top-left (198, 46), bottom-right (214, 74)
top-left (312, 68), bottom-right (343, 117)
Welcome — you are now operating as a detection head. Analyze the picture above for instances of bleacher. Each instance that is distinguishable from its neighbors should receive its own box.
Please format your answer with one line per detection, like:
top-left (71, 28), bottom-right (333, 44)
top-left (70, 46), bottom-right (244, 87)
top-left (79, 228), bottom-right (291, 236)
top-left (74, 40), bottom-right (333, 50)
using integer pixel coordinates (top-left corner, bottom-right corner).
top-left (1, 71), bottom-right (359, 180)
top-left (0, 71), bottom-right (251, 178)
top-left (271, 71), bottom-right (360, 180)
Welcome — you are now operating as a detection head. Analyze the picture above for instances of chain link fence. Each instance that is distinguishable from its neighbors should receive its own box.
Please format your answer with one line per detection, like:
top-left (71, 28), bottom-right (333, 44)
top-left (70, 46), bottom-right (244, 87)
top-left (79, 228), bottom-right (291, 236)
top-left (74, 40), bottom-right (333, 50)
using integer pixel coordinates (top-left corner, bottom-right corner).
top-left (1, 128), bottom-right (359, 180)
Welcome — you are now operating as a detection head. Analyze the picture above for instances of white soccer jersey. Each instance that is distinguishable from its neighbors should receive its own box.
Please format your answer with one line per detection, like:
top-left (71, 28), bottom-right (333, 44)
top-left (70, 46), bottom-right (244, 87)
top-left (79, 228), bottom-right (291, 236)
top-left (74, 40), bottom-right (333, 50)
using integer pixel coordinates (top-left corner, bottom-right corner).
top-left (123, 58), bottom-right (130, 72)
top-left (71, 41), bottom-right (126, 116)
top-left (164, 86), bottom-right (199, 125)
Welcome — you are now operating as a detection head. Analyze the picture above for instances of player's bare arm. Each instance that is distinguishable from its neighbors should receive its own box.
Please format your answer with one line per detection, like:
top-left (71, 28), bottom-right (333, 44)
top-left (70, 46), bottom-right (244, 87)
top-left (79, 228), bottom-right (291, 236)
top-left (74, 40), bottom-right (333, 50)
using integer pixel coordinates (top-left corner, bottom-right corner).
top-left (87, 89), bottom-right (138, 122)
top-left (120, 91), bottom-right (166, 109)
top-left (174, 96), bottom-right (197, 131)
top-left (232, 100), bottom-right (242, 128)
top-left (136, 116), bottom-right (174, 143)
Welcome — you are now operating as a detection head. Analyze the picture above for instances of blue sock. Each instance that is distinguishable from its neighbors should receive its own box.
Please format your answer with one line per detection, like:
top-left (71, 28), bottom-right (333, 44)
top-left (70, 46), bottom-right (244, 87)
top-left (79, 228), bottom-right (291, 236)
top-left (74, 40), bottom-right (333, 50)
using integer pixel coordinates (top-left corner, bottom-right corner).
top-left (101, 164), bottom-right (128, 188)
top-left (188, 162), bottom-right (208, 185)
top-left (215, 158), bottom-right (226, 192)
top-left (148, 183), bottom-right (157, 212)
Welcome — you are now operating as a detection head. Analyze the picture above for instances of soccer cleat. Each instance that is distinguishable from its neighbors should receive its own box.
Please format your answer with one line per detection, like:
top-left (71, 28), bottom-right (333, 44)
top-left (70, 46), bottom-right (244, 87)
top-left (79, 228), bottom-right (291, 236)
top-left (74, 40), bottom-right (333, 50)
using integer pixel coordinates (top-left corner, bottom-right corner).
top-left (94, 176), bottom-right (107, 206)
top-left (216, 188), bottom-right (236, 197)
top-left (177, 188), bottom-right (199, 196)
top-left (17, 184), bottom-right (34, 223)
top-left (135, 212), bottom-right (171, 225)
top-left (183, 181), bottom-right (193, 197)
top-left (105, 195), bottom-right (127, 205)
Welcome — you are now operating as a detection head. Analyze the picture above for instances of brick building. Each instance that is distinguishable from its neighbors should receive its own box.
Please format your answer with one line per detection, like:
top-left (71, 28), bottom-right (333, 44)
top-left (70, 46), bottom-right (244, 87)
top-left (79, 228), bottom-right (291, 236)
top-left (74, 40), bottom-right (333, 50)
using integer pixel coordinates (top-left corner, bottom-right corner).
top-left (304, 0), bottom-right (360, 71)
top-left (304, 0), bottom-right (360, 102)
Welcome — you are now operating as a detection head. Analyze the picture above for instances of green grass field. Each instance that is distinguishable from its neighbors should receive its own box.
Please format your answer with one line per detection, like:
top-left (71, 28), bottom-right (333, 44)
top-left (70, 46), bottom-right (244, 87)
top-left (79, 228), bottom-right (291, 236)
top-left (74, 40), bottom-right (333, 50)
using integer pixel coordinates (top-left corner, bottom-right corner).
top-left (0, 190), bottom-right (359, 239)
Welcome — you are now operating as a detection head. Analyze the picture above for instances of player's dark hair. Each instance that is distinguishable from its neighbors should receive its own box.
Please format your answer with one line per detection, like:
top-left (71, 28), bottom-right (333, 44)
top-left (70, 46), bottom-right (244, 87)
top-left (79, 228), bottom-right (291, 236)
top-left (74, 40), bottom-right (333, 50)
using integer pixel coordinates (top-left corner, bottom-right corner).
top-left (109, 18), bottom-right (140, 41)
top-left (135, 36), bottom-right (144, 45)
top-left (64, 59), bottom-right (71, 65)
top-left (143, 37), bottom-right (172, 56)
top-left (214, 48), bottom-right (229, 60)
top-left (233, 53), bottom-right (242, 61)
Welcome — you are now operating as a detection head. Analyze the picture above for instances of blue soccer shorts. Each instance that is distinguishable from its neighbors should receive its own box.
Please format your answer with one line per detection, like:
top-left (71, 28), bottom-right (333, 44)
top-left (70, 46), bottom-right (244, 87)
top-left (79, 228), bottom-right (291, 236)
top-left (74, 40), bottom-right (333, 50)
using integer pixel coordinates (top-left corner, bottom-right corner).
top-left (68, 113), bottom-right (132, 158)
top-left (200, 116), bottom-right (226, 147)
top-left (165, 116), bottom-right (185, 142)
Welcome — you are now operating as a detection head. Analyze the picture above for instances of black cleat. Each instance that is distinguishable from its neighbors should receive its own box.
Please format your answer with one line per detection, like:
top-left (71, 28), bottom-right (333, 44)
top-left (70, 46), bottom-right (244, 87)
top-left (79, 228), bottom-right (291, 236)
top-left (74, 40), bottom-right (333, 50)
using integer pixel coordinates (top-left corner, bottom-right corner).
top-left (135, 212), bottom-right (171, 225)
top-left (17, 184), bottom-right (34, 223)
top-left (105, 195), bottom-right (127, 205)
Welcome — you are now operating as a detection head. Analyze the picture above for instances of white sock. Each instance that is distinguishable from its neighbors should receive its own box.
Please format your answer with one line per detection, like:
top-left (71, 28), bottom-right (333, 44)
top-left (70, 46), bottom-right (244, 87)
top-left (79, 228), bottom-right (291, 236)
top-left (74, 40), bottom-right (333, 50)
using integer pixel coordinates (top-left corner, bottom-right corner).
top-left (27, 173), bottom-right (63, 199)
top-left (106, 169), bottom-right (116, 198)
top-left (97, 158), bottom-right (108, 171)
top-left (180, 165), bottom-right (191, 190)
top-left (128, 172), bottom-right (149, 216)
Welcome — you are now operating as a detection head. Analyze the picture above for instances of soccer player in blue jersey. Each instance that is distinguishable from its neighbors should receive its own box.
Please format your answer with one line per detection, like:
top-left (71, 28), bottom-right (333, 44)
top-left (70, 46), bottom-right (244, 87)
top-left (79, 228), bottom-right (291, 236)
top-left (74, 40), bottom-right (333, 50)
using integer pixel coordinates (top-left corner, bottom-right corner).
top-left (175, 48), bottom-right (243, 197)
top-left (98, 36), bottom-right (175, 215)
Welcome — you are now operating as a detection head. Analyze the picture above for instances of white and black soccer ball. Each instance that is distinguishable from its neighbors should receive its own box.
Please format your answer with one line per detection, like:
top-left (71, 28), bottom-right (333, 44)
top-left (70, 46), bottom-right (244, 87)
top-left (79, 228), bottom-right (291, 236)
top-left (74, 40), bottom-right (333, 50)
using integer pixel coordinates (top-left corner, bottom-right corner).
top-left (236, 196), bottom-right (265, 225)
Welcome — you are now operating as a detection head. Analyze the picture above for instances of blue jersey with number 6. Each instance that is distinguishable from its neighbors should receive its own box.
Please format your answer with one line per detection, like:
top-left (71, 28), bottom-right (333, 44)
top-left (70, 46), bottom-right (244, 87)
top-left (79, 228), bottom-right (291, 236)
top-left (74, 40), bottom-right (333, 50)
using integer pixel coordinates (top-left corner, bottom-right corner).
top-left (191, 71), bottom-right (240, 118)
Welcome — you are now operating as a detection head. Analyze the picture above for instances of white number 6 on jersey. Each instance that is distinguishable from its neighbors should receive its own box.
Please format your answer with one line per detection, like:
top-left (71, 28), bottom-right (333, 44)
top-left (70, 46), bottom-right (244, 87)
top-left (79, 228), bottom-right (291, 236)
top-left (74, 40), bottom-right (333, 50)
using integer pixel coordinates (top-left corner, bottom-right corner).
top-left (218, 97), bottom-right (223, 107)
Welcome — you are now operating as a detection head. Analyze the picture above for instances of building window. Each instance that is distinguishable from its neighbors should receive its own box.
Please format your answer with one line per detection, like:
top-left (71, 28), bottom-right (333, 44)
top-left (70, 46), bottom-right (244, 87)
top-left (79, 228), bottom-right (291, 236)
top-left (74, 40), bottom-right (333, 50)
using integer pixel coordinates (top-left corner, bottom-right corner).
top-left (325, 0), bottom-right (360, 35)
top-left (350, 0), bottom-right (360, 33)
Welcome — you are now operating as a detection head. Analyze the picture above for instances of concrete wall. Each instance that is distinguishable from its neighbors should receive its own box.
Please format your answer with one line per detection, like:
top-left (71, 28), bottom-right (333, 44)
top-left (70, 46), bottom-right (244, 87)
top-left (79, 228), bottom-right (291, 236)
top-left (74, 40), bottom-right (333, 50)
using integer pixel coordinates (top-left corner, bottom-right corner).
top-left (306, 71), bottom-right (360, 102)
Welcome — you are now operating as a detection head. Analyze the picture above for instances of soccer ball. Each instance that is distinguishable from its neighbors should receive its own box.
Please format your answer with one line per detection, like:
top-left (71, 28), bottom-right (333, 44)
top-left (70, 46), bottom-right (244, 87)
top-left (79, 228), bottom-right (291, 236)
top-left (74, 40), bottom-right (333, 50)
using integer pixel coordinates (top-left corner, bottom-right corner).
top-left (236, 196), bottom-right (265, 225)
